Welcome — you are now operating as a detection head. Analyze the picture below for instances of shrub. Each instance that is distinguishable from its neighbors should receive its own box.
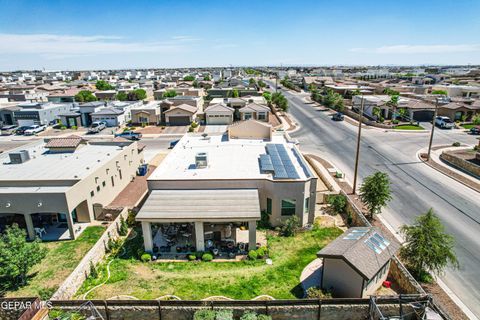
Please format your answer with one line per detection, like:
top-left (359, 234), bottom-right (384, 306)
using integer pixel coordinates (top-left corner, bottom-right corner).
top-left (248, 250), bottom-right (258, 260)
top-left (215, 309), bottom-right (233, 320)
top-left (258, 210), bottom-right (272, 229)
top-left (126, 210), bottom-right (136, 227)
top-left (256, 246), bottom-right (268, 258)
top-left (188, 254), bottom-right (196, 261)
top-left (452, 142), bottom-right (461, 147)
top-left (240, 312), bottom-right (272, 320)
top-left (279, 216), bottom-right (300, 237)
top-left (119, 216), bottom-right (128, 236)
top-left (188, 126), bottom-right (195, 132)
top-left (190, 121), bottom-right (199, 128)
top-left (327, 194), bottom-right (347, 214)
top-left (38, 287), bottom-right (57, 300)
top-left (201, 253), bottom-right (213, 262)
top-left (60, 126), bottom-right (67, 130)
top-left (193, 309), bottom-right (216, 320)
top-left (257, 315), bottom-right (272, 320)
top-left (195, 251), bottom-right (205, 259)
top-left (392, 119), bottom-right (399, 125)
top-left (141, 253), bottom-right (152, 262)
top-left (89, 261), bottom-right (98, 279)
top-left (306, 286), bottom-right (332, 299)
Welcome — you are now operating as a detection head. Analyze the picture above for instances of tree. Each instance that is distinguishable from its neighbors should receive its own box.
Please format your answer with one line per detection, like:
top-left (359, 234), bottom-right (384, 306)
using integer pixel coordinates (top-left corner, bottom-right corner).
top-left (432, 90), bottom-right (447, 95)
top-left (397, 108), bottom-right (409, 121)
top-left (372, 106), bottom-right (382, 120)
top-left (257, 80), bottom-right (266, 88)
top-left (386, 94), bottom-right (399, 120)
top-left (383, 87), bottom-right (399, 96)
top-left (0, 224), bottom-right (47, 289)
top-left (272, 92), bottom-right (288, 111)
top-left (127, 89), bottom-right (147, 101)
top-left (400, 209), bottom-right (458, 279)
top-left (75, 90), bottom-right (97, 102)
top-left (95, 80), bottom-right (115, 91)
top-left (203, 74), bottom-right (211, 81)
top-left (262, 92), bottom-right (272, 104)
top-left (230, 89), bottom-right (239, 98)
top-left (249, 78), bottom-right (257, 87)
top-left (359, 171), bottom-right (392, 218)
top-left (183, 75), bottom-right (195, 81)
top-left (162, 90), bottom-right (177, 99)
top-left (192, 80), bottom-right (199, 88)
top-left (116, 91), bottom-right (128, 101)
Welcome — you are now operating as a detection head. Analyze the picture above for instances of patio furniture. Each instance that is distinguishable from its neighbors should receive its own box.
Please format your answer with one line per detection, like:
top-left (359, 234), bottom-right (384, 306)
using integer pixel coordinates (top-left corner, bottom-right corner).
top-left (34, 227), bottom-right (46, 238)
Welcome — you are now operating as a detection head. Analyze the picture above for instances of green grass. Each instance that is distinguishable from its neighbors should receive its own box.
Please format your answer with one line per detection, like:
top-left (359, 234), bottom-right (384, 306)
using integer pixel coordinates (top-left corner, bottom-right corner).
top-left (462, 124), bottom-right (476, 129)
top-left (394, 124), bottom-right (424, 130)
top-left (5, 226), bottom-right (105, 298)
top-left (76, 226), bottom-right (343, 300)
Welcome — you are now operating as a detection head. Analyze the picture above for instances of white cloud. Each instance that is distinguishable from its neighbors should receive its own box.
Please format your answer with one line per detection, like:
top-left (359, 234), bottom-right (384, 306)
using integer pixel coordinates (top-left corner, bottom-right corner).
top-left (171, 35), bottom-right (202, 42)
top-left (350, 44), bottom-right (480, 54)
top-left (0, 33), bottom-right (187, 56)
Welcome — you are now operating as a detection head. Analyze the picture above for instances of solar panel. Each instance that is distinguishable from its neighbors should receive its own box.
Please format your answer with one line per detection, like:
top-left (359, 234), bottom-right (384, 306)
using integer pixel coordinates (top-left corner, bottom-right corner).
top-left (263, 144), bottom-right (300, 179)
top-left (260, 154), bottom-right (274, 171)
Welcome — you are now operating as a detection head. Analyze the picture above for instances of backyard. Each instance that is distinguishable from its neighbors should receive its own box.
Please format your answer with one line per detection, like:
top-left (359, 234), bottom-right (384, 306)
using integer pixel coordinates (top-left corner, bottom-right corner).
top-left (5, 226), bottom-right (105, 299)
top-left (76, 226), bottom-right (343, 300)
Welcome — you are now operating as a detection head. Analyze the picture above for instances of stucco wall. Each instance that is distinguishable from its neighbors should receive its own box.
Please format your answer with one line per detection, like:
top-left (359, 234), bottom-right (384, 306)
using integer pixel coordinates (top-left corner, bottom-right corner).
top-left (322, 258), bottom-right (364, 297)
top-left (441, 151), bottom-right (480, 178)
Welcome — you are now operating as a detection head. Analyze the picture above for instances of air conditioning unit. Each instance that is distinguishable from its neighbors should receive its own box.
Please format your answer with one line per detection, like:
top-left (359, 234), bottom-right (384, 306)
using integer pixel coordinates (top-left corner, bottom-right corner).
top-left (195, 152), bottom-right (208, 168)
top-left (9, 150), bottom-right (30, 164)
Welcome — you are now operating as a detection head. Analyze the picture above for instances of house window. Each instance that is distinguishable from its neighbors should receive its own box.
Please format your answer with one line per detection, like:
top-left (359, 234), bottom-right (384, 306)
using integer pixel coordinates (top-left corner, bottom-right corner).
top-left (119, 170), bottom-right (122, 179)
top-left (266, 198), bottom-right (272, 214)
top-left (258, 112), bottom-right (267, 120)
top-left (244, 113), bottom-right (252, 120)
top-left (90, 191), bottom-right (94, 197)
top-left (304, 197), bottom-right (309, 213)
top-left (111, 176), bottom-right (115, 187)
top-left (96, 186), bottom-right (100, 192)
top-left (102, 181), bottom-right (106, 187)
top-left (281, 199), bottom-right (296, 216)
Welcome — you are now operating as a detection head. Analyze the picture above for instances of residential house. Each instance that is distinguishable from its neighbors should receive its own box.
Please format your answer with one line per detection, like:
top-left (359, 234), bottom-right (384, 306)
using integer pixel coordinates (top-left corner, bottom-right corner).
top-left (0, 137), bottom-right (143, 240)
top-left (438, 102), bottom-right (480, 121)
top-left (78, 101), bottom-right (106, 127)
top-left (239, 103), bottom-right (270, 122)
top-left (137, 122), bottom-right (317, 256)
top-left (13, 102), bottom-right (73, 126)
top-left (91, 107), bottom-right (126, 127)
top-left (163, 104), bottom-right (198, 126)
top-left (317, 227), bottom-right (400, 298)
top-left (131, 101), bottom-right (161, 125)
top-left (204, 103), bottom-right (234, 125)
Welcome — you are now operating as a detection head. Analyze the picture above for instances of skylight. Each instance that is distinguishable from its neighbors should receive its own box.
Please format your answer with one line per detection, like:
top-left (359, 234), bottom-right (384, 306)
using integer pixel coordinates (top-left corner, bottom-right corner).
top-left (364, 232), bottom-right (390, 254)
top-left (343, 229), bottom-right (368, 240)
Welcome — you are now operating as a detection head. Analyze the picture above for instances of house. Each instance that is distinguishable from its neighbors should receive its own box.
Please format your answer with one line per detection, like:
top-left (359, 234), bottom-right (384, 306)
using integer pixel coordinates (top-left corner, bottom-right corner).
top-left (204, 103), bottom-right (234, 125)
top-left (0, 137), bottom-right (143, 240)
top-left (239, 103), bottom-right (270, 122)
top-left (47, 88), bottom-right (81, 103)
top-left (437, 102), bottom-right (480, 121)
top-left (78, 101), bottom-right (105, 127)
top-left (209, 97), bottom-right (268, 121)
top-left (159, 96), bottom-right (203, 124)
top-left (131, 101), bottom-right (161, 125)
top-left (317, 227), bottom-right (400, 298)
top-left (163, 104), bottom-right (198, 126)
top-left (13, 102), bottom-right (73, 126)
top-left (94, 90), bottom-right (117, 101)
top-left (136, 122), bottom-right (317, 256)
top-left (58, 111), bottom-right (82, 128)
top-left (91, 107), bottom-right (126, 127)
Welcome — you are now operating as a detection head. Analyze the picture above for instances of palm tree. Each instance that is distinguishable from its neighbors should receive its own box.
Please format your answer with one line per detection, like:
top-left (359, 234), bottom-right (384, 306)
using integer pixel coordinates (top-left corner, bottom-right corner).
top-left (387, 95), bottom-right (399, 121)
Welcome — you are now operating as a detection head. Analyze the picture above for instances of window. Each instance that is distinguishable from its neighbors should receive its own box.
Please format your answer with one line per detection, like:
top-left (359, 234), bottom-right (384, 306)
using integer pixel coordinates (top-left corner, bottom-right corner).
top-left (96, 186), bottom-right (100, 192)
top-left (244, 113), bottom-right (252, 120)
top-left (258, 112), bottom-right (267, 120)
top-left (111, 176), bottom-right (115, 187)
top-left (281, 199), bottom-right (296, 216)
top-left (304, 197), bottom-right (309, 213)
top-left (90, 191), bottom-right (94, 197)
top-left (119, 170), bottom-right (122, 179)
top-left (102, 181), bottom-right (106, 187)
top-left (266, 198), bottom-right (272, 214)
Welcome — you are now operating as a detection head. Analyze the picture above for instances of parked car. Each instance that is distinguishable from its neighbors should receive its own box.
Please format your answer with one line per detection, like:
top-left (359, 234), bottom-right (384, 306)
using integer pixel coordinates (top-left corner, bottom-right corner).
top-left (24, 125), bottom-right (46, 135)
top-left (114, 131), bottom-right (142, 140)
top-left (435, 116), bottom-right (454, 129)
top-left (1, 125), bottom-right (18, 136)
top-left (169, 139), bottom-right (180, 149)
top-left (88, 121), bottom-right (107, 133)
top-left (332, 112), bottom-right (345, 121)
top-left (14, 126), bottom-right (31, 135)
top-left (470, 126), bottom-right (480, 135)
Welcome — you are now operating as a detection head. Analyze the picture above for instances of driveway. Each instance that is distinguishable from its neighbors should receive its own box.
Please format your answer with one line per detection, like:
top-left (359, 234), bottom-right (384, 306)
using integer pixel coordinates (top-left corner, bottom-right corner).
top-left (203, 125), bottom-right (228, 133)
top-left (162, 126), bottom-right (188, 134)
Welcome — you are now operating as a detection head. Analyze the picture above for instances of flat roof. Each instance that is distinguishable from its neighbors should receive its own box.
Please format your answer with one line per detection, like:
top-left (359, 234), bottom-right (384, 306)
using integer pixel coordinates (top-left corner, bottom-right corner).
top-left (136, 189), bottom-right (260, 221)
top-left (148, 133), bottom-right (310, 181)
top-left (0, 141), bottom-right (125, 181)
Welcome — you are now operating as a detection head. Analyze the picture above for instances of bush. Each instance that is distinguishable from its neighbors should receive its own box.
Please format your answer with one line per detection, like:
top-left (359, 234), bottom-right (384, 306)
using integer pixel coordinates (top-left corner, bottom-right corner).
top-left (193, 309), bottom-right (216, 320)
top-left (60, 126), bottom-right (67, 130)
top-left (452, 142), bottom-right (461, 147)
top-left (38, 287), bottom-right (57, 300)
top-left (215, 309), bottom-right (233, 320)
top-left (248, 250), bottom-right (258, 260)
top-left (188, 254), bottom-right (196, 261)
top-left (256, 246), bottom-right (268, 258)
top-left (195, 251), bottom-right (205, 259)
top-left (119, 216), bottom-right (128, 236)
top-left (240, 311), bottom-right (272, 320)
top-left (392, 119), bottom-right (399, 124)
top-left (89, 261), bottom-right (98, 279)
top-left (188, 126), bottom-right (195, 132)
top-left (306, 287), bottom-right (332, 299)
top-left (201, 253), bottom-right (213, 262)
top-left (190, 121), bottom-right (199, 128)
top-left (126, 210), bottom-right (136, 227)
top-left (141, 253), bottom-right (152, 262)
top-left (258, 210), bottom-right (272, 229)
top-left (257, 315), bottom-right (272, 320)
top-left (327, 194), bottom-right (347, 214)
top-left (280, 216), bottom-right (300, 237)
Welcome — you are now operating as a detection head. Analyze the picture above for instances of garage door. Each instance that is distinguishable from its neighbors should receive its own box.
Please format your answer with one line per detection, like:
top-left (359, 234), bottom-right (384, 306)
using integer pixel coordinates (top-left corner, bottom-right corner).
top-left (207, 115), bottom-right (232, 125)
top-left (413, 110), bottom-right (434, 122)
top-left (168, 116), bottom-right (191, 126)
top-left (17, 119), bottom-right (35, 126)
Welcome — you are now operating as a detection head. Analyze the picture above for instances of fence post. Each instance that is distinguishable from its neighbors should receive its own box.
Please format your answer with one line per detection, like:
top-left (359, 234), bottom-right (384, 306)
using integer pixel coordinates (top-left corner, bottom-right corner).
top-left (265, 300), bottom-right (269, 316)
top-left (104, 300), bottom-right (110, 320)
top-left (318, 299), bottom-right (322, 320)
top-left (157, 299), bottom-right (162, 320)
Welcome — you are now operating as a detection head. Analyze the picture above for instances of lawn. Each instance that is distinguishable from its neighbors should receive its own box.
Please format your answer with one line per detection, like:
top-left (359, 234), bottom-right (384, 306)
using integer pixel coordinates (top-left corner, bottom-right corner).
top-left (394, 124), bottom-right (424, 130)
top-left (76, 226), bottom-right (343, 300)
top-left (461, 124), bottom-right (476, 129)
top-left (5, 226), bottom-right (105, 299)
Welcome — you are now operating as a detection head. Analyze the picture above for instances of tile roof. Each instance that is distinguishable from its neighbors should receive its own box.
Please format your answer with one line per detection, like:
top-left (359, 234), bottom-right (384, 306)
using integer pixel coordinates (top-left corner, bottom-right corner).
top-left (45, 135), bottom-right (84, 149)
top-left (164, 103), bottom-right (197, 114)
top-left (204, 103), bottom-right (234, 113)
top-left (239, 103), bottom-right (270, 113)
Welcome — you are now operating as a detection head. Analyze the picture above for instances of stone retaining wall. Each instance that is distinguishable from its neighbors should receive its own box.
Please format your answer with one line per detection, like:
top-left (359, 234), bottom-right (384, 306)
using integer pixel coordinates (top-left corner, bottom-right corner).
top-left (441, 151), bottom-right (480, 178)
top-left (50, 208), bottom-right (129, 300)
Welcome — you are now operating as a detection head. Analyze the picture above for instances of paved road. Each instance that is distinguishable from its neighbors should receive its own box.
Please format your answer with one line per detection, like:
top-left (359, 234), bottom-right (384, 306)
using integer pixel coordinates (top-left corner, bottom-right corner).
top-left (277, 87), bottom-right (480, 317)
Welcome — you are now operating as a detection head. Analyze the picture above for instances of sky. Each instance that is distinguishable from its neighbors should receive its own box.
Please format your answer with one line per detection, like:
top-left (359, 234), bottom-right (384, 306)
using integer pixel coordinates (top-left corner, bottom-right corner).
top-left (0, 0), bottom-right (479, 70)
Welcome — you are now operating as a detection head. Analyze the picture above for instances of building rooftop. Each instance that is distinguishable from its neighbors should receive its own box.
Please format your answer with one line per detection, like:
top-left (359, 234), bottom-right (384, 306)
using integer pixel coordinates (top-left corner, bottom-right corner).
top-left (148, 133), bottom-right (312, 181)
top-left (0, 141), bottom-right (125, 181)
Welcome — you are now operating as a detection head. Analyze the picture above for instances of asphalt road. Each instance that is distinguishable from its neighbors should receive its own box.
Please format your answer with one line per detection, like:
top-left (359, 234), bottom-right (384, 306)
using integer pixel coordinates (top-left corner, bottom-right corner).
top-left (277, 87), bottom-right (480, 317)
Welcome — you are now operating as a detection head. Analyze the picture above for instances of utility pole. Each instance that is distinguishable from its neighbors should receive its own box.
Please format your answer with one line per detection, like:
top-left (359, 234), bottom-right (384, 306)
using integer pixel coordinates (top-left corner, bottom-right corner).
top-left (352, 94), bottom-right (365, 195)
top-left (275, 74), bottom-right (278, 93)
top-left (426, 97), bottom-right (439, 161)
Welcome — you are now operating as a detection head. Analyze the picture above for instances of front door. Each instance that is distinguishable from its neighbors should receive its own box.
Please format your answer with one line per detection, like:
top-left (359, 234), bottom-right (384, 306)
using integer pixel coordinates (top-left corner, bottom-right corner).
top-left (71, 209), bottom-right (78, 223)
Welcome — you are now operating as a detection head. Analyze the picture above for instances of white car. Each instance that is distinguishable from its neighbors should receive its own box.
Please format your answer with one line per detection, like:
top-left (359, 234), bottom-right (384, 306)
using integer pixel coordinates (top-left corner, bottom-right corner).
top-left (88, 121), bottom-right (107, 133)
top-left (435, 116), bottom-right (454, 129)
top-left (24, 124), bottom-right (46, 135)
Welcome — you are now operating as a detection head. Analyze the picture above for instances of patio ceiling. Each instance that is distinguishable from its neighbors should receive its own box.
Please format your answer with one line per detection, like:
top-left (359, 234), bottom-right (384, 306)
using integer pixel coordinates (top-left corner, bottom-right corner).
top-left (135, 189), bottom-right (260, 222)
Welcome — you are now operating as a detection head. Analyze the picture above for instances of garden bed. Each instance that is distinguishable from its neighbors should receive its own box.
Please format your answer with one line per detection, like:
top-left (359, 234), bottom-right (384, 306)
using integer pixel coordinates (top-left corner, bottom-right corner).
top-left (394, 124), bottom-right (424, 130)
top-left (5, 226), bottom-right (105, 299)
top-left (75, 226), bottom-right (342, 300)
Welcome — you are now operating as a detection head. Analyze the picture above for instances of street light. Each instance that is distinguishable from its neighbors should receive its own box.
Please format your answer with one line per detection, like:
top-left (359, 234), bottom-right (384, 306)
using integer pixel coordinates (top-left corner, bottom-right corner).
top-left (352, 94), bottom-right (365, 195)
top-left (426, 97), bottom-right (439, 161)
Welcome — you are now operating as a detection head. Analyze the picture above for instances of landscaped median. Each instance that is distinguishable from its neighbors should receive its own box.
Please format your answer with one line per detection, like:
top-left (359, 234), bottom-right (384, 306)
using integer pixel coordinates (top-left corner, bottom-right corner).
top-left (4, 226), bottom-right (105, 299)
top-left (394, 124), bottom-right (424, 130)
top-left (75, 226), bottom-right (342, 300)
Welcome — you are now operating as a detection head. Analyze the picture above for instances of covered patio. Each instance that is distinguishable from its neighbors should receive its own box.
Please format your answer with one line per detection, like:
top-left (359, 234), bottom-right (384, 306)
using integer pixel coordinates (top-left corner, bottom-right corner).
top-left (136, 189), bottom-right (261, 258)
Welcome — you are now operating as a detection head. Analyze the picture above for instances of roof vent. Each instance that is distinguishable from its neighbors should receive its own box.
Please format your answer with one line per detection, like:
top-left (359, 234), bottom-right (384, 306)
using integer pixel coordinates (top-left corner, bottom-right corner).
top-left (9, 150), bottom-right (30, 164)
top-left (195, 152), bottom-right (208, 169)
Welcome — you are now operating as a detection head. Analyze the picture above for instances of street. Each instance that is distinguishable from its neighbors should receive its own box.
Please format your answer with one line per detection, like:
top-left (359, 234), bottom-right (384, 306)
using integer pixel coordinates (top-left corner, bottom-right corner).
top-left (278, 87), bottom-right (480, 317)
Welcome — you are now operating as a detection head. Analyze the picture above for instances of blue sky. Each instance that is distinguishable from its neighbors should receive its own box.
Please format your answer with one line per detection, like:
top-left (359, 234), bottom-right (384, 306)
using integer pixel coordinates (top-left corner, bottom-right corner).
top-left (0, 0), bottom-right (479, 70)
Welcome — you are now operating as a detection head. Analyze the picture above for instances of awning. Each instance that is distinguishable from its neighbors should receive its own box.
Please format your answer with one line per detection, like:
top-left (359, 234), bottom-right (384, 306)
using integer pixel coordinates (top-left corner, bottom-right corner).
top-left (135, 189), bottom-right (261, 222)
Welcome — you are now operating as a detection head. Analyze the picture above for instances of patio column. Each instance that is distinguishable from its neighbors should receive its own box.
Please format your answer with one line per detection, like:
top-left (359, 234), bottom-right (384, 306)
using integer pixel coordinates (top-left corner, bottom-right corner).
top-left (141, 221), bottom-right (153, 252)
top-left (195, 221), bottom-right (204, 251)
top-left (24, 213), bottom-right (35, 240)
top-left (248, 220), bottom-right (257, 250)
top-left (66, 213), bottom-right (75, 240)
